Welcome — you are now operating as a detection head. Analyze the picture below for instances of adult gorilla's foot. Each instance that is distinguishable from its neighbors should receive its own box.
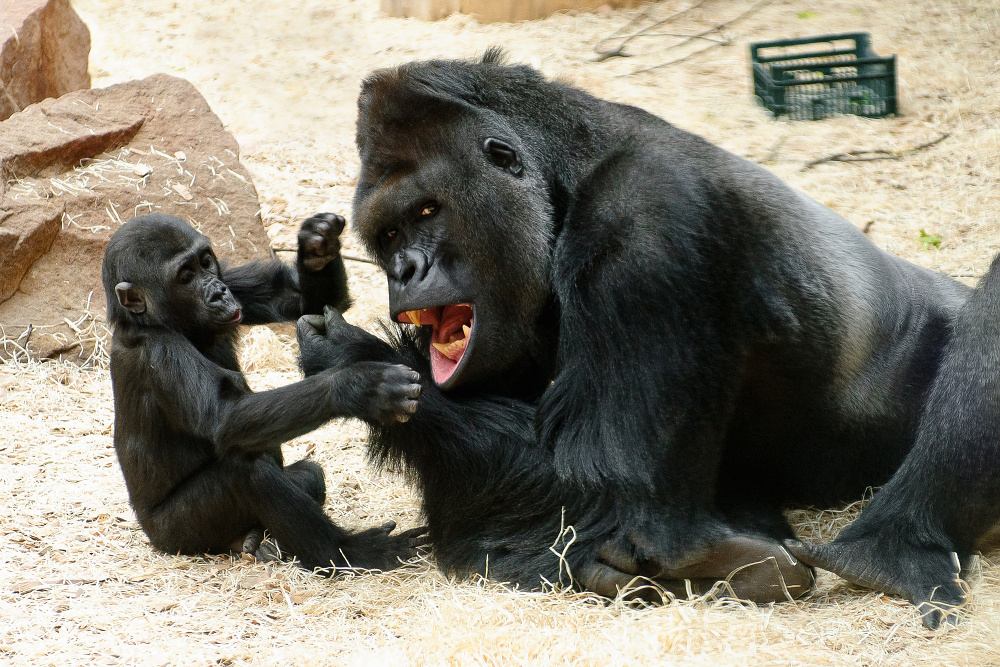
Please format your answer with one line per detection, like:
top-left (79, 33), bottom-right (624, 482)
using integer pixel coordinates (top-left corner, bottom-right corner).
top-left (580, 533), bottom-right (814, 603)
top-left (784, 536), bottom-right (966, 629)
top-left (240, 528), bottom-right (265, 555)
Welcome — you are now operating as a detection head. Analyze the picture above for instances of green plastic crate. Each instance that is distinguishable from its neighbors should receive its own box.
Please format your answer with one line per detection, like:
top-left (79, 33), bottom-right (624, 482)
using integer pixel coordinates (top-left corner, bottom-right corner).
top-left (751, 33), bottom-right (897, 121)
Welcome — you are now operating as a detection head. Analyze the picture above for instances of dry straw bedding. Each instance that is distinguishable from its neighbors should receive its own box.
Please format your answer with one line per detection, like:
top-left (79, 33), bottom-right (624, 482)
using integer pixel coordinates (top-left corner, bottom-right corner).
top-left (2, 0), bottom-right (1000, 664)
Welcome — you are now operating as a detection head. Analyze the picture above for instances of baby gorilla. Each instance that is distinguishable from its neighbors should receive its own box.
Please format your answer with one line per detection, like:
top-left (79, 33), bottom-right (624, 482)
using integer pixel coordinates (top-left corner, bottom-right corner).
top-left (102, 213), bottom-right (425, 573)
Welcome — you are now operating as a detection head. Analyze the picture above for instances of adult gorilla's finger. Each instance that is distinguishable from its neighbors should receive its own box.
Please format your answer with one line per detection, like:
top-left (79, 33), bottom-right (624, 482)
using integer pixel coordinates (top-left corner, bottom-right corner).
top-left (597, 540), bottom-right (641, 574)
top-left (299, 313), bottom-right (326, 332)
top-left (323, 305), bottom-right (348, 330)
top-left (297, 314), bottom-right (327, 340)
top-left (576, 561), bottom-right (655, 599)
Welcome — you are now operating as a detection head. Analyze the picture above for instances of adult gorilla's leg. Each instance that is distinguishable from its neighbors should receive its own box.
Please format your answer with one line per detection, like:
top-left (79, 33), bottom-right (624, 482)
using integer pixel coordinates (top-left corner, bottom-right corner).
top-left (788, 253), bottom-right (1000, 628)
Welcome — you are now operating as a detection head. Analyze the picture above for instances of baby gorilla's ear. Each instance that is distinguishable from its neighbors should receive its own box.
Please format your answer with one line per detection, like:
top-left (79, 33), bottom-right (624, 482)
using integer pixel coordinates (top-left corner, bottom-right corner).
top-left (115, 282), bottom-right (147, 314)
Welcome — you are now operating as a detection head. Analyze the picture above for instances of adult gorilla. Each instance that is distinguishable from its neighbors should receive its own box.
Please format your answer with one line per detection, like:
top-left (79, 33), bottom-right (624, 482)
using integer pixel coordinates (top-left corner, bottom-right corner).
top-left (298, 50), bottom-right (988, 614)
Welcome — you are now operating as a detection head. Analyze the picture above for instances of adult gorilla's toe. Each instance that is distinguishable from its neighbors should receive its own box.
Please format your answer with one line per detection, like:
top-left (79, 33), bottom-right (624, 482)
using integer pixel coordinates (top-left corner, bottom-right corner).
top-left (577, 561), bottom-right (660, 600)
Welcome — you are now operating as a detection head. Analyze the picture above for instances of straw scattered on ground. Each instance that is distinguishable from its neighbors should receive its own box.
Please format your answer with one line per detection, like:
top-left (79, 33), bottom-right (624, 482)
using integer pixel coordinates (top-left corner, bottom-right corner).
top-left (2, 0), bottom-right (1000, 664)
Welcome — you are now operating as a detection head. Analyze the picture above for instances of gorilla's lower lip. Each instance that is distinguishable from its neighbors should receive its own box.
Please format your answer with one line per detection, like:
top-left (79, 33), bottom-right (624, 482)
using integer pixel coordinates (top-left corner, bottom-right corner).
top-left (398, 304), bottom-right (474, 386)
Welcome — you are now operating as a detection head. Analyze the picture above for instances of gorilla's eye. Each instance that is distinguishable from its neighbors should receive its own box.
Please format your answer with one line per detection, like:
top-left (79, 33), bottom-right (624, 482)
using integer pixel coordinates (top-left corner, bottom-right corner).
top-left (177, 269), bottom-right (195, 285)
top-left (200, 253), bottom-right (214, 271)
top-left (483, 137), bottom-right (523, 177)
top-left (386, 229), bottom-right (398, 239)
top-left (419, 202), bottom-right (440, 218)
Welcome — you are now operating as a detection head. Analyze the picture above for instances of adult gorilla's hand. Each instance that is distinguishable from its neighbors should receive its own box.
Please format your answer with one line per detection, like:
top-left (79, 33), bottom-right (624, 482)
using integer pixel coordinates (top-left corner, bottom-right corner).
top-left (296, 306), bottom-right (386, 376)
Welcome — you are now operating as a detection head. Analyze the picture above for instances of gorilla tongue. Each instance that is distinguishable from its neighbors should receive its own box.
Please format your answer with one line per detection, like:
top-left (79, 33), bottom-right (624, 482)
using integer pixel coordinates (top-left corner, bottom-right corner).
top-left (398, 304), bottom-right (473, 384)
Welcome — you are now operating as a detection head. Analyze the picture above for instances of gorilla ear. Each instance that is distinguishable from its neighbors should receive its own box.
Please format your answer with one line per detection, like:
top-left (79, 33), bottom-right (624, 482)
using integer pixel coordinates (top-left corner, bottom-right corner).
top-left (115, 282), bottom-right (147, 314)
top-left (483, 138), bottom-right (523, 177)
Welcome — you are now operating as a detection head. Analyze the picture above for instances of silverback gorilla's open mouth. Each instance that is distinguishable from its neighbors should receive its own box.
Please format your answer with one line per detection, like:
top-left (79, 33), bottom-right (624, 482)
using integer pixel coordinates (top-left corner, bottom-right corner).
top-left (397, 304), bottom-right (474, 386)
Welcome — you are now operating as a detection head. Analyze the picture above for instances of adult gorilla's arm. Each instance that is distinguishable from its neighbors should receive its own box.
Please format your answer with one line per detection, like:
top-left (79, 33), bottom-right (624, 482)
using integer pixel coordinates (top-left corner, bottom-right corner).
top-left (293, 310), bottom-right (809, 599)
top-left (295, 309), bottom-right (597, 586)
top-left (537, 151), bottom-right (744, 499)
top-left (224, 213), bottom-right (351, 324)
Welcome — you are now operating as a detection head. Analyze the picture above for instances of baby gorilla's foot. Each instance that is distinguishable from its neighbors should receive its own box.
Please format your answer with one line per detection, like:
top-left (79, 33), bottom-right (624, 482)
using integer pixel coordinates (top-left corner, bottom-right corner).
top-left (785, 531), bottom-right (966, 629)
top-left (227, 528), bottom-right (266, 555)
top-left (331, 521), bottom-right (430, 572)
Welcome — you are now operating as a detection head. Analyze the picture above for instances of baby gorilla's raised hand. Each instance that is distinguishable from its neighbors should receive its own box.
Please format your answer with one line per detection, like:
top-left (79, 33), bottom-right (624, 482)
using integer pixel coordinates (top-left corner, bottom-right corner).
top-left (298, 212), bottom-right (346, 272)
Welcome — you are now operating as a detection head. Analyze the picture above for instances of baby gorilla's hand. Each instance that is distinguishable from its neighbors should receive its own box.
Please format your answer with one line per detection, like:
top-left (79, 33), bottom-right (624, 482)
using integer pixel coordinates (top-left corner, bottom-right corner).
top-left (298, 212), bottom-right (346, 272)
top-left (363, 363), bottom-right (421, 423)
top-left (335, 521), bottom-right (430, 572)
top-left (332, 361), bottom-right (422, 424)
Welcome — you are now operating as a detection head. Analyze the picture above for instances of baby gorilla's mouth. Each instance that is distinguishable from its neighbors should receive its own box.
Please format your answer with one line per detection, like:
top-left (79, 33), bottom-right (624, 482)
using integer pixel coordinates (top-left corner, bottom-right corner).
top-left (398, 304), bottom-right (473, 385)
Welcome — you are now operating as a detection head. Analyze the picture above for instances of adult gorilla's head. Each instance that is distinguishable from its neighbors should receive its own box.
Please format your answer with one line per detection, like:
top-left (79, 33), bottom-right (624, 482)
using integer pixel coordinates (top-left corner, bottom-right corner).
top-left (352, 50), bottom-right (557, 391)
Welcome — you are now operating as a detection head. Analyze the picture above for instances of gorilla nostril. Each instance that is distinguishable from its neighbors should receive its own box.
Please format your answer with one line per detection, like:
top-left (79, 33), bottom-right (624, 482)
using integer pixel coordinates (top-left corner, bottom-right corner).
top-left (400, 263), bottom-right (416, 285)
top-left (394, 249), bottom-right (428, 286)
top-left (208, 285), bottom-right (229, 303)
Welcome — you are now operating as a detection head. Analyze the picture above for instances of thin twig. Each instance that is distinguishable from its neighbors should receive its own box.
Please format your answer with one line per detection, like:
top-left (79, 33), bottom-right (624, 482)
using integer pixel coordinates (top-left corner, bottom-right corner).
top-left (623, 0), bottom-right (770, 76)
top-left (341, 254), bottom-right (378, 266)
top-left (619, 41), bottom-right (729, 77)
top-left (594, 0), bottom-right (711, 61)
top-left (763, 136), bottom-right (788, 164)
top-left (271, 248), bottom-right (378, 265)
top-left (636, 32), bottom-right (729, 43)
top-left (801, 133), bottom-right (951, 171)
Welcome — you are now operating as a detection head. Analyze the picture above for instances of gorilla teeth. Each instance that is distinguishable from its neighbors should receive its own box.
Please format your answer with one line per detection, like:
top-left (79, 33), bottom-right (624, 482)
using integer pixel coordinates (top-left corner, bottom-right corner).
top-left (405, 310), bottom-right (423, 326)
top-left (432, 321), bottom-right (472, 361)
top-left (432, 337), bottom-right (467, 361)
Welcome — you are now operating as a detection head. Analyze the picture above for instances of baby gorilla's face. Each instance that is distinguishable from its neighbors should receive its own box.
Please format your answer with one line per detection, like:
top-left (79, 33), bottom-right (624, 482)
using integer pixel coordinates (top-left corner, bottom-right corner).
top-left (164, 242), bottom-right (243, 333)
top-left (104, 214), bottom-right (241, 334)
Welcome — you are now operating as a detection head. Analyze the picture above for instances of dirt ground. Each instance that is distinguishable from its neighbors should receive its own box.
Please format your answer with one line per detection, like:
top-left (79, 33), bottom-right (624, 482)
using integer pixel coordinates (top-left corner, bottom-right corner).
top-left (2, 0), bottom-right (1000, 664)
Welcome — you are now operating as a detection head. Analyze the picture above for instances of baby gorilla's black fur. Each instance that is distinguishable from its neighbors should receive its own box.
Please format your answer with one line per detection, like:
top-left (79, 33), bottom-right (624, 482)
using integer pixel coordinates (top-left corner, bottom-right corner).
top-left (103, 213), bottom-right (425, 573)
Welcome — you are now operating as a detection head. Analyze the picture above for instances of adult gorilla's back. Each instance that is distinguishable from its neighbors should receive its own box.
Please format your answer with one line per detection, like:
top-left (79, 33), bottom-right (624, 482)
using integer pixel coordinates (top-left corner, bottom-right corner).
top-left (340, 50), bottom-right (971, 600)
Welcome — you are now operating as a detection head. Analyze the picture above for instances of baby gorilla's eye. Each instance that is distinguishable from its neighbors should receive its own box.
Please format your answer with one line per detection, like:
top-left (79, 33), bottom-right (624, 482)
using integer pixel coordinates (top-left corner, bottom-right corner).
top-left (200, 253), bottom-right (214, 270)
top-left (178, 269), bottom-right (194, 285)
top-left (419, 202), bottom-right (439, 218)
top-left (386, 229), bottom-right (398, 239)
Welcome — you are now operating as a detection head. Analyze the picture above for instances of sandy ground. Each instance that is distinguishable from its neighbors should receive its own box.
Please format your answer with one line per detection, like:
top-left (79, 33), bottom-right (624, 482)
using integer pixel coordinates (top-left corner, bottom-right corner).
top-left (2, 0), bottom-right (1000, 664)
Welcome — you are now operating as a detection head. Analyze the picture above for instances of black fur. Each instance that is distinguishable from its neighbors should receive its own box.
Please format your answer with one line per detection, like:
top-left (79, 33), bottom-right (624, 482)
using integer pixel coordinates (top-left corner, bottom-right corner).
top-left (103, 213), bottom-right (425, 573)
top-left (302, 54), bottom-right (997, 610)
top-left (788, 254), bottom-right (1000, 628)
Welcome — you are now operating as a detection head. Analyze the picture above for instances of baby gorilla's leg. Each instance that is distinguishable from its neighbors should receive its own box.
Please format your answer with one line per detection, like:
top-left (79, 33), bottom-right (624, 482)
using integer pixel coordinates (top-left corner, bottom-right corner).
top-left (143, 455), bottom-right (426, 573)
top-left (285, 458), bottom-right (327, 506)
